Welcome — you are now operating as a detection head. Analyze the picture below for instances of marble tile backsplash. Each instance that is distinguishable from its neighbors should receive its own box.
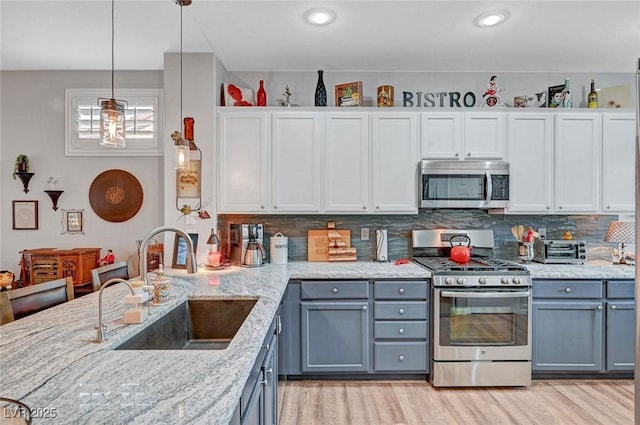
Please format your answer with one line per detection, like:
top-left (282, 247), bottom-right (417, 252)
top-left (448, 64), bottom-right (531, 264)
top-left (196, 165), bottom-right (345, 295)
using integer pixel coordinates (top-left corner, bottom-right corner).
top-left (218, 211), bottom-right (623, 263)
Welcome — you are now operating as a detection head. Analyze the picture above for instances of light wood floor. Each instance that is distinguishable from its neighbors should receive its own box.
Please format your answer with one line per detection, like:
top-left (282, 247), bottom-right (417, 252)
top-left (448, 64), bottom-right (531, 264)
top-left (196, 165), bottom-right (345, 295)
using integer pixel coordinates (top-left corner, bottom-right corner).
top-left (278, 379), bottom-right (634, 425)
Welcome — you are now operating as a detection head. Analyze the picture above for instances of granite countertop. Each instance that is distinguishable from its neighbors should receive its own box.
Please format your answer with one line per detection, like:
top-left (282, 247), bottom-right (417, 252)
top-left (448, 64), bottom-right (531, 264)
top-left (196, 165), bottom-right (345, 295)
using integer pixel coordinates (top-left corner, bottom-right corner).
top-left (0, 260), bottom-right (633, 424)
top-left (0, 261), bottom-right (428, 425)
top-left (525, 259), bottom-right (636, 280)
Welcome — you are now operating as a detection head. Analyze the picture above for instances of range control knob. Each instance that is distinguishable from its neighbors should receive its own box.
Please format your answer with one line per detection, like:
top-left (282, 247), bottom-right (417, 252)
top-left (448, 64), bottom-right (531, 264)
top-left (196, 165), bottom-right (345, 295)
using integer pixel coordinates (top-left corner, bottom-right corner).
top-left (444, 277), bottom-right (454, 285)
top-left (478, 277), bottom-right (488, 285)
top-left (456, 277), bottom-right (466, 285)
top-left (501, 277), bottom-right (510, 285)
top-left (512, 276), bottom-right (522, 285)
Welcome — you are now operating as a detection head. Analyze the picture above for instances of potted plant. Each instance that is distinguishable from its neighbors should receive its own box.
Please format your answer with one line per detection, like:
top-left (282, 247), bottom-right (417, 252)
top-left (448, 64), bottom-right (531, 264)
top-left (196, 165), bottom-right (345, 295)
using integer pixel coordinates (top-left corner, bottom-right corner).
top-left (13, 154), bottom-right (30, 179)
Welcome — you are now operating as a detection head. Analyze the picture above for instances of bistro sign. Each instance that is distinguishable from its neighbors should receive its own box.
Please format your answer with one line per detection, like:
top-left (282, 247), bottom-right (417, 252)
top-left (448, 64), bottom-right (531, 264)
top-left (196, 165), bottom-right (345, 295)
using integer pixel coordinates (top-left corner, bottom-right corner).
top-left (402, 91), bottom-right (478, 108)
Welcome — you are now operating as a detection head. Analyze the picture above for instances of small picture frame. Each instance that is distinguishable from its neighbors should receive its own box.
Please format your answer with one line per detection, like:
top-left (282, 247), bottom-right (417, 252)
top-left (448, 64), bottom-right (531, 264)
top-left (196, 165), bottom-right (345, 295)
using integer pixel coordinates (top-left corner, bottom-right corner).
top-left (335, 81), bottom-right (363, 107)
top-left (548, 84), bottom-right (565, 108)
top-left (172, 233), bottom-right (199, 269)
top-left (12, 200), bottom-right (38, 230)
top-left (62, 209), bottom-right (84, 234)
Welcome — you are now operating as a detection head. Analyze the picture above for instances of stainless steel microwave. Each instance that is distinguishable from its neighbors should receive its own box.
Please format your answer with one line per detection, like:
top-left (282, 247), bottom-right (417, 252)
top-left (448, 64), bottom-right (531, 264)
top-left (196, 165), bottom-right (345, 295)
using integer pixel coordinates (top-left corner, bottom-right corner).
top-left (419, 160), bottom-right (509, 209)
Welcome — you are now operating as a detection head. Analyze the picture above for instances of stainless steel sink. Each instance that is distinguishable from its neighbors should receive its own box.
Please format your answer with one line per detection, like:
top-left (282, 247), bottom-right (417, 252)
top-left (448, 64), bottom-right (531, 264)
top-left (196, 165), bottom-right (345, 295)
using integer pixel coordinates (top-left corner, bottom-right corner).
top-left (114, 297), bottom-right (258, 350)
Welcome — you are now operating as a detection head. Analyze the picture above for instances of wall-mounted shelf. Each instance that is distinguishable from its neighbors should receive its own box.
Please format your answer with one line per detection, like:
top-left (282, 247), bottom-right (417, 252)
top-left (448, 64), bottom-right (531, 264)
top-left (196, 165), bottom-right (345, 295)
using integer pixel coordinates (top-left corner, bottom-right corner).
top-left (16, 172), bottom-right (35, 193)
top-left (44, 190), bottom-right (64, 211)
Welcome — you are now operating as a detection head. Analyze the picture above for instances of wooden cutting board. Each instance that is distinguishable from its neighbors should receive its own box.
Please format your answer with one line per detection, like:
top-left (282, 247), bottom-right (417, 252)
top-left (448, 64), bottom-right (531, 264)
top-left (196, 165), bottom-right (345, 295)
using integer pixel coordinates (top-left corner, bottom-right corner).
top-left (308, 229), bottom-right (351, 261)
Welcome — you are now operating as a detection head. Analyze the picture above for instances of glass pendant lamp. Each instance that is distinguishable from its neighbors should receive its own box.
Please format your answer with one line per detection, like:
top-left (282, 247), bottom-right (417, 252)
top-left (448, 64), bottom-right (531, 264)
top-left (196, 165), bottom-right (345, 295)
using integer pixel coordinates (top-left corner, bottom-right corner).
top-left (173, 0), bottom-right (192, 170)
top-left (99, 0), bottom-right (127, 148)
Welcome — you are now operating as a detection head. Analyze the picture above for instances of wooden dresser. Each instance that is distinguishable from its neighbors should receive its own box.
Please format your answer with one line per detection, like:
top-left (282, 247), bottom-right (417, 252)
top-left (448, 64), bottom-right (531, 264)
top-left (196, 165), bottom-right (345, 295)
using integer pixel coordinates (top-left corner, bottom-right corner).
top-left (20, 248), bottom-right (101, 288)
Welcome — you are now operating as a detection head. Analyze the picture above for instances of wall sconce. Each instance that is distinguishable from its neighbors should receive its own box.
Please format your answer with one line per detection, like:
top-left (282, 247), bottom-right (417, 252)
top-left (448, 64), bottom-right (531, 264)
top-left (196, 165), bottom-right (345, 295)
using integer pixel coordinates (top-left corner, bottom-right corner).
top-left (98, 0), bottom-right (127, 148)
top-left (44, 177), bottom-right (64, 211)
top-left (206, 228), bottom-right (222, 269)
top-left (604, 221), bottom-right (635, 264)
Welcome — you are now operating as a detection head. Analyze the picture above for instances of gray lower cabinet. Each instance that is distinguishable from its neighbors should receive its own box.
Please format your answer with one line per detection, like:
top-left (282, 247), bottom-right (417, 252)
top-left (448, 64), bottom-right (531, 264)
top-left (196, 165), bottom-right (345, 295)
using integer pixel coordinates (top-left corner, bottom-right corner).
top-left (301, 299), bottom-right (370, 372)
top-left (231, 315), bottom-right (279, 425)
top-left (532, 279), bottom-right (635, 373)
top-left (373, 280), bottom-right (429, 372)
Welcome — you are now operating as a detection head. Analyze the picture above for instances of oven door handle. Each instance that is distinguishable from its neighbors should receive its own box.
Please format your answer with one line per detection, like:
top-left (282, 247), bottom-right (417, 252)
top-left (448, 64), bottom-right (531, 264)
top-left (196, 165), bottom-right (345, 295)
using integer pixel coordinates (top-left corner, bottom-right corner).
top-left (440, 291), bottom-right (530, 298)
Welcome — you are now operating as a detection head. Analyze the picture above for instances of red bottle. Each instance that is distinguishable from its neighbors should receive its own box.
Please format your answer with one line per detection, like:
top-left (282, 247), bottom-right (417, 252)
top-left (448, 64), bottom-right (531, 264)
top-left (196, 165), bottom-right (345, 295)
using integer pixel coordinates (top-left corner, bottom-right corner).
top-left (257, 80), bottom-right (267, 106)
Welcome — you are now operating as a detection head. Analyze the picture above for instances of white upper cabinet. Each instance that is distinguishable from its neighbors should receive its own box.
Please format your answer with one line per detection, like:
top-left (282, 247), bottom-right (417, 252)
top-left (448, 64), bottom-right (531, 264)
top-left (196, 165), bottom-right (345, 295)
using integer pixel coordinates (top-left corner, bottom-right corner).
top-left (463, 112), bottom-right (507, 159)
top-left (420, 111), bottom-right (506, 160)
top-left (507, 113), bottom-right (554, 213)
top-left (218, 110), bottom-right (269, 213)
top-left (371, 112), bottom-right (419, 213)
top-left (601, 112), bottom-right (636, 213)
top-left (554, 113), bottom-right (602, 213)
top-left (420, 112), bottom-right (463, 159)
top-left (270, 112), bottom-right (323, 213)
top-left (324, 112), bottom-right (370, 212)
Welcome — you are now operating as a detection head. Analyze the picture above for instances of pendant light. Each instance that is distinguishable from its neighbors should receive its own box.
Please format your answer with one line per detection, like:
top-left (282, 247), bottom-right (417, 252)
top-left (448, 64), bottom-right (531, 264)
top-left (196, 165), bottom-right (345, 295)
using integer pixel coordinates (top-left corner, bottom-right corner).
top-left (98, 0), bottom-right (127, 148)
top-left (173, 0), bottom-right (192, 170)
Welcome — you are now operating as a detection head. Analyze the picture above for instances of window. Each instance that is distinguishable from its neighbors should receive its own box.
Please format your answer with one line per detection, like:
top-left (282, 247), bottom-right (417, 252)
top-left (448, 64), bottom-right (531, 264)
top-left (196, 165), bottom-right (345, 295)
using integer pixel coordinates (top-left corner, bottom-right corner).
top-left (65, 88), bottom-right (164, 156)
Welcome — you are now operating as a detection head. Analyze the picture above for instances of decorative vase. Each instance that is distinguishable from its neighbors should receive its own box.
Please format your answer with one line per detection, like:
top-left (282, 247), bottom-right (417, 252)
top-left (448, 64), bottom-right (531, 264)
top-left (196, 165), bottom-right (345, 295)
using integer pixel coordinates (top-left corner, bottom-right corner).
top-left (257, 80), bottom-right (267, 106)
top-left (314, 70), bottom-right (327, 106)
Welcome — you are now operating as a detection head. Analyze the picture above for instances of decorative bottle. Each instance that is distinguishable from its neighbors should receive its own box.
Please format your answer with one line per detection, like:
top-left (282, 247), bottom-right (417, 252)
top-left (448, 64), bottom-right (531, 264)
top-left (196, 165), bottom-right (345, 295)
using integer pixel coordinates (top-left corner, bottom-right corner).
top-left (314, 70), bottom-right (327, 106)
top-left (561, 78), bottom-right (572, 108)
top-left (588, 79), bottom-right (598, 108)
top-left (257, 80), bottom-right (267, 106)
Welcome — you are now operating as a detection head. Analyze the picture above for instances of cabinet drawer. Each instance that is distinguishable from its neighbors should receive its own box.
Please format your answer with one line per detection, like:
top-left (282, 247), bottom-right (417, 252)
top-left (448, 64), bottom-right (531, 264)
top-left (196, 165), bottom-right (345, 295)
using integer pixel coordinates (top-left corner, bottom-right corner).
top-left (301, 280), bottom-right (369, 300)
top-left (374, 342), bottom-right (428, 372)
top-left (374, 281), bottom-right (427, 300)
top-left (374, 301), bottom-right (427, 320)
top-left (607, 280), bottom-right (635, 299)
top-left (374, 320), bottom-right (427, 340)
top-left (533, 280), bottom-right (602, 299)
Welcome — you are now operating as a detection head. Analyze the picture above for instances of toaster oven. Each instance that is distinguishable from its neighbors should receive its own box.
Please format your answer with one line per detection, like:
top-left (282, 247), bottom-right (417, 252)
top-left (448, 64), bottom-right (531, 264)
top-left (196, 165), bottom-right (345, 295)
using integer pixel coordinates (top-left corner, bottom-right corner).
top-left (533, 239), bottom-right (587, 264)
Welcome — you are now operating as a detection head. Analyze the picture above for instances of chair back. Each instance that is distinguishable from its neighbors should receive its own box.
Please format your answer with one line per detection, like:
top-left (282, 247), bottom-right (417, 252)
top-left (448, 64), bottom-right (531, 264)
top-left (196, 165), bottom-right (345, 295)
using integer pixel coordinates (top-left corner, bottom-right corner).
top-left (0, 277), bottom-right (74, 325)
top-left (90, 261), bottom-right (131, 292)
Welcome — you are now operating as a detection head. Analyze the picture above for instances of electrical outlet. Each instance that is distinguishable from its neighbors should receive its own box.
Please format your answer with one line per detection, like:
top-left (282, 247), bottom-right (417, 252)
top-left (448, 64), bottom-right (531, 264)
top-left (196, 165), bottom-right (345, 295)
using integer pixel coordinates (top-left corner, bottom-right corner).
top-left (361, 227), bottom-right (369, 241)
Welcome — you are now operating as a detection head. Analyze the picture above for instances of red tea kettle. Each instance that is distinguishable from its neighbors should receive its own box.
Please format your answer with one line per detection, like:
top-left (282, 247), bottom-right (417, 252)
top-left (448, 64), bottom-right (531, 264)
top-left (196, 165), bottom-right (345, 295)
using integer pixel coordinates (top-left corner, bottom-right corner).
top-left (450, 234), bottom-right (472, 264)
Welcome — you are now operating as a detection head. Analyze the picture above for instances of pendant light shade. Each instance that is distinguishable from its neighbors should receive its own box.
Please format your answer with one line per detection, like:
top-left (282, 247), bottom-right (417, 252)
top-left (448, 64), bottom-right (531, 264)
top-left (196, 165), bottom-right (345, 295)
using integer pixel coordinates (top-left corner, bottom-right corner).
top-left (172, 0), bottom-right (192, 169)
top-left (99, 0), bottom-right (127, 148)
top-left (99, 98), bottom-right (126, 147)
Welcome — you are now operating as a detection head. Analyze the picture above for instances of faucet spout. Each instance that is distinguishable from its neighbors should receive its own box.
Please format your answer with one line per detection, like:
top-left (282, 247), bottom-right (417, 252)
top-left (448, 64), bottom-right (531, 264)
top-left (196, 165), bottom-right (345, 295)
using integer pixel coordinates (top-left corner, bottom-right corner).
top-left (96, 278), bottom-right (135, 343)
top-left (139, 226), bottom-right (198, 285)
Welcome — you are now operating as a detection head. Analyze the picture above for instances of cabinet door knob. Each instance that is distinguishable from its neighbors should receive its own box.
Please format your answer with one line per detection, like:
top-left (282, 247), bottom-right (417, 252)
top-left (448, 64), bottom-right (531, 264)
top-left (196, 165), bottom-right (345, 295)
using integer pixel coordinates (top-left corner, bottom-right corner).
top-left (546, 206), bottom-right (550, 210)
top-left (606, 205), bottom-right (611, 209)
top-left (332, 288), bottom-right (338, 294)
top-left (455, 152), bottom-right (460, 157)
top-left (467, 152), bottom-right (471, 157)
top-left (565, 287), bottom-right (572, 293)
top-left (260, 205), bottom-right (265, 209)
top-left (266, 367), bottom-right (273, 375)
top-left (558, 206), bottom-right (563, 210)
top-left (597, 305), bottom-right (603, 310)
top-left (274, 205), bottom-right (278, 209)
top-left (398, 355), bottom-right (405, 361)
top-left (398, 308), bottom-right (405, 315)
top-left (362, 305), bottom-right (368, 311)
top-left (398, 328), bottom-right (404, 334)
top-left (399, 288), bottom-right (405, 294)
top-left (611, 305), bottom-right (617, 310)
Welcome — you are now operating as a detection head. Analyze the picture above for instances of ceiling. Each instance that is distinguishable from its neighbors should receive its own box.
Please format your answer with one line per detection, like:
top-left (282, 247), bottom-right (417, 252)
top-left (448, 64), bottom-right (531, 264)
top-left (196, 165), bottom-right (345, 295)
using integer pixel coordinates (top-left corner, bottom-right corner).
top-left (1, 0), bottom-right (639, 73)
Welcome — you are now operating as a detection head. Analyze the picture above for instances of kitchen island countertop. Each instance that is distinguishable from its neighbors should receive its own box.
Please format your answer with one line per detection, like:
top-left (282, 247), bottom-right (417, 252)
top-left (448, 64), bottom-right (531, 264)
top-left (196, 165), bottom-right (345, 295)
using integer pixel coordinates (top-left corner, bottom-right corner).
top-left (0, 259), bottom-right (633, 424)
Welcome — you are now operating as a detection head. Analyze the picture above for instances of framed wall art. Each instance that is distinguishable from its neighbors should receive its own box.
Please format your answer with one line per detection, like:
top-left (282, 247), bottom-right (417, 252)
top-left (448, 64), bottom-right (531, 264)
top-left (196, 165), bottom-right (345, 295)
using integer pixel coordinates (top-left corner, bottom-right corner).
top-left (172, 233), bottom-right (199, 269)
top-left (12, 200), bottom-right (38, 230)
top-left (62, 209), bottom-right (84, 234)
top-left (335, 81), bottom-right (363, 107)
top-left (548, 84), bottom-right (565, 108)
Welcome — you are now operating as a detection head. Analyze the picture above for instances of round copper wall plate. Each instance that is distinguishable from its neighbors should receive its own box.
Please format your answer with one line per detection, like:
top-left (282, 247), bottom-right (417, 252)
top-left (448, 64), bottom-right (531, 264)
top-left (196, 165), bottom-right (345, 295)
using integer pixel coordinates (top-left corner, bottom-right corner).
top-left (89, 169), bottom-right (143, 223)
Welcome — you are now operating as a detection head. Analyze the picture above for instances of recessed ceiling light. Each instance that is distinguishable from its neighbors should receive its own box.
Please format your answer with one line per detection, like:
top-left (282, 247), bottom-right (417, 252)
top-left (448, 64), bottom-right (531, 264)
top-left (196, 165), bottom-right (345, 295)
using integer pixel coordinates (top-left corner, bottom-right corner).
top-left (474, 10), bottom-right (510, 27)
top-left (305, 8), bottom-right (336, 26)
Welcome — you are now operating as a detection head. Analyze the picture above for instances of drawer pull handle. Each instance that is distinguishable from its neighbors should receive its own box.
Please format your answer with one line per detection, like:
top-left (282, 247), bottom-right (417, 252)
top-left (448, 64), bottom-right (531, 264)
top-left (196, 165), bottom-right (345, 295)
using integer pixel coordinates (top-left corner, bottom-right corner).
top-left (564, 287), bottom-right (572, 293)
top-left (399, 288), bottom-right (405, 294)
top-left (398, 308), bottom-right (405, 315)
top-left (332, 288), bottom-right (338, 294)
top-left (398, 328), bottom-right (404, 334)
top-left (398, 355), bottom-right (405, 361)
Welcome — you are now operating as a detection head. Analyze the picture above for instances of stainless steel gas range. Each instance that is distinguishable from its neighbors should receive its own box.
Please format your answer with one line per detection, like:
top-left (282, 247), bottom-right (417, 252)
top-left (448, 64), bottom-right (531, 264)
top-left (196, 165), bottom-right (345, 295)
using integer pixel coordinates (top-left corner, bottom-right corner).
top-left (412, 229), bottom-right (532, 387)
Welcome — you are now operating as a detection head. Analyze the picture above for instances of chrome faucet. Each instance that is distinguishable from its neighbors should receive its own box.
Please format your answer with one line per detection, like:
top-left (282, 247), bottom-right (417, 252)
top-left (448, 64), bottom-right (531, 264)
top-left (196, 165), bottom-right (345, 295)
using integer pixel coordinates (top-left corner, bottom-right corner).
top-left (139, 226), bottom-right (198, 284)
top-left (96, 278), bottom-right (134, 343)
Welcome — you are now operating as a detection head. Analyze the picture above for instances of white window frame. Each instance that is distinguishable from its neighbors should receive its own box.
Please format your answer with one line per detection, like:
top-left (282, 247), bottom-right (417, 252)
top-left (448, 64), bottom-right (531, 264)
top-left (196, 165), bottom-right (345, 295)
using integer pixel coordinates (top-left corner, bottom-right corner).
top-left (65, 88), bottom-right (164, 156)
